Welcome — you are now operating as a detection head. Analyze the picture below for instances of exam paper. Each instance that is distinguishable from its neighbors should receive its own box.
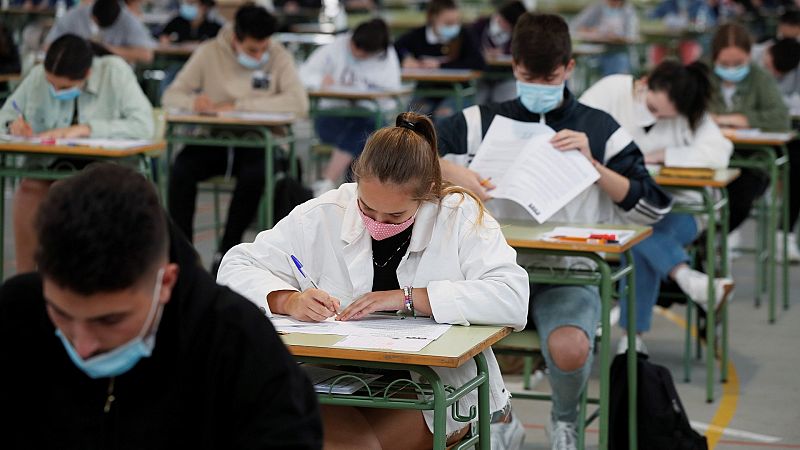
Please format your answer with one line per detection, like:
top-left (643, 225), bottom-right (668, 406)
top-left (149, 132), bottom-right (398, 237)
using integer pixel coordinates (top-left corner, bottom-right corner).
top-left (271, 314), bottom-right (451, 340)
top-left (333, 335), bottom-right (432, 352)
top-left (0, 134), bottom-right (152, 149)
top-left (217, 111), bottom-right (295, 122)
top-left (541, 226), bottom-right (636, 244)
top-left (301, 365), bottom-right (383, 395)
top-left (729, 129), bottom-right (794, 141)
top-left (468, 116), bottom-right (600, 223)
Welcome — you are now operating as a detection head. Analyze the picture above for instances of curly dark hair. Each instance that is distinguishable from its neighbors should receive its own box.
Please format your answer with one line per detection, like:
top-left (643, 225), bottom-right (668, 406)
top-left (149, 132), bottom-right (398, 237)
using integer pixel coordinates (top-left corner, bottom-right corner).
top-left (35, 164), bottom-right (168, 295)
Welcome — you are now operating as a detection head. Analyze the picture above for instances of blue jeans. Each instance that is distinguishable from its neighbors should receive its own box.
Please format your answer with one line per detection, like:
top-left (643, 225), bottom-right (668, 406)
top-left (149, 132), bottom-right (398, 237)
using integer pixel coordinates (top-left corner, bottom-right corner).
top-left (529, 284), bottom-right (600, 423)
top-left (314, 116), bottom-right (377, 158)
top-left (599, 51), bottom-right (632, 76)
top-left (620, 213), bottom-right (698, 332)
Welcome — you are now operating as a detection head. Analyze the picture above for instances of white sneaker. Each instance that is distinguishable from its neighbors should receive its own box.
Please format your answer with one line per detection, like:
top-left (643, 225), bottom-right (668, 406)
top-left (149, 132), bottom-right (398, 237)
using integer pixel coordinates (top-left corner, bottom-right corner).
top-left (312, 179), bottom-right (335, 197)
top-left (776, 231), bottom-right (800, 264)
top-left (546, 419), bottom-right (578, 450)
top-left (616, 335), bottom-right (647, 355)
top-left (727, 230), bottom-right (743, 260)
top-left (678, 269), bottom-right (734, 313)
top-left (490, 413), bottom-right (525, 450)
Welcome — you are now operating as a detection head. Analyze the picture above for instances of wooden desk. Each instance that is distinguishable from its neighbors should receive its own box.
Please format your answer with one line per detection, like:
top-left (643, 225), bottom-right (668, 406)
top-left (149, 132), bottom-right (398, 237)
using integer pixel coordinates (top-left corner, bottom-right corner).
top-left (283, 325), bottom-right (510, 450)
top-left (500, 221), bottom-right (650, 449)
top-left (721, 129), bottom-right (794, 323)
top-left (163, 112), bottom-right (297, 228)
top-left (0, 140), bottom-right (165, 280)
top-left (308, 87), bottom-right (414, 101)
top-left (0, 73), bottom-right (21, 83)
top-left (401, 69), bottom-right (483, 84)
top-left (653, 167), bottom-right (740, 399)
top-left (275, 32), bottom-right (336, 47)
top-left (289, 22), bottom-right (346, 34)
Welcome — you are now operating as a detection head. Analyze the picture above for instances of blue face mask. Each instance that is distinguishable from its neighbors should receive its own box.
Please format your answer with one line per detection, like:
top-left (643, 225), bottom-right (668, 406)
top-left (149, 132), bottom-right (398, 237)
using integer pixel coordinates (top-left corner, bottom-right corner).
top-left (55, 269), bottom-right (165, 379)
top-left (237, 51), bottom-right (269, 70)
top-left (714, 64), bottom-right (750, 83)
top-left (602, 5), bottom-right (623, 15)
top-left (48, 83), bottom-right (81, 102)
top-left (517, 80), bottom-right (565, 114)
top-left (437, 24), bottom-right (461, 42)
top-left (179, 3), bottom-right (199, 21)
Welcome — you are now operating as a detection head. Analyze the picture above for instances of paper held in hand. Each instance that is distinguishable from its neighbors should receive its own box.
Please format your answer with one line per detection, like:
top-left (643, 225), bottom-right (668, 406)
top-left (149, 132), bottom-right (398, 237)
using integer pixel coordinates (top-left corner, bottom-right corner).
top-left (468, 116), bottom-right (600, 223)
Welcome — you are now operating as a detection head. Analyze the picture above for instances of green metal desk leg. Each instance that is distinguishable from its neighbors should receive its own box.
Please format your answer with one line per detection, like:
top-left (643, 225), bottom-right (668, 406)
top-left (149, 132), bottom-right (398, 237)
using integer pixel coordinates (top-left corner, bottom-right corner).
top-left (261, 128), bottom-right (274, 229)
top-left (595, 256), bottom-right (614, 450)
top-left (162, 123), bottom-right (175, 210)
top-left (704, 188), bottom-right (717, 403)
top-left (0, 154), bottom-right (5, 281)
top-left (684, 300), bottom-right (693, 382)
top-left (768, 152), bottom-right (779, 324)
top-left (623, 249), bottom-right (638, 450)
top-left (781, 146), bottom-right (790, 312)
top-left (474, 351), bottom-right (491, 450)
top-left (721, 188), bottom-right (731, 383)
top-left (430, 369), bottom-right (448, 450)
top-left (454, 83), bottom-right (464, 112)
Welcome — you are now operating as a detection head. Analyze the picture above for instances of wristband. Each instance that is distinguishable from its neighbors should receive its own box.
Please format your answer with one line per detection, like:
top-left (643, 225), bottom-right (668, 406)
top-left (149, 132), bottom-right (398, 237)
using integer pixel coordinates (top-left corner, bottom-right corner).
top-left (402, 286), bottom-right (416, 318)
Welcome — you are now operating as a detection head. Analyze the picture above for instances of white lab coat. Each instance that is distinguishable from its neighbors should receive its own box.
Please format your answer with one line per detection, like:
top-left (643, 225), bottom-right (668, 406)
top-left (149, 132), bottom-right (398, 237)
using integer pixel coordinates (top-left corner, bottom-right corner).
top-left (218, 183), bottom-right (530, 434)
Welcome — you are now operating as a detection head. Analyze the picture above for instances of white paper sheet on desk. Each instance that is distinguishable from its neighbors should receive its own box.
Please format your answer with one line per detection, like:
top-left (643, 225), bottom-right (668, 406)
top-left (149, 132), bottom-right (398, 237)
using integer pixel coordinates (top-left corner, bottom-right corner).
top-left (541, 226), bottom-right (636, 244)
top-left (217, 111), bottom-right (295, 121)
top-left (333, 335), bottom-right (433, 352)
top-left (729, 129), bottom-right (794, 141)
top-left (301, 365), bottom-right (383, 394)
top-left (468, 116), bottom-right (600, 223)
top-left (271, 314), bottom-right (451, 340)
top-left (0, 134), bottom-right (152, 149)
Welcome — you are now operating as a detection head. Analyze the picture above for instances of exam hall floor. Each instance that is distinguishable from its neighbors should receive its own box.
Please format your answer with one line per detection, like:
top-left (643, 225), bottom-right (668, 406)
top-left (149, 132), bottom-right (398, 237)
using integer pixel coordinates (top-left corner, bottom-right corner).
top-left (3, 189), bottom-right (798, 450)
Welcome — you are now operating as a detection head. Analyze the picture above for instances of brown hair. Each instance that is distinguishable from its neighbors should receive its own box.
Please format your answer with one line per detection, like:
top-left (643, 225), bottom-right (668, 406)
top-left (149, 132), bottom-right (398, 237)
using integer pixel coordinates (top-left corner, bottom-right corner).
top-left (426, 0), bottom-right (458, 22)
top-left (511, 13), bottom-right (572, 78)
top-left (352, 112), bottom-right (487, 224)
top-left (711, 23), bottom-right (753, 61)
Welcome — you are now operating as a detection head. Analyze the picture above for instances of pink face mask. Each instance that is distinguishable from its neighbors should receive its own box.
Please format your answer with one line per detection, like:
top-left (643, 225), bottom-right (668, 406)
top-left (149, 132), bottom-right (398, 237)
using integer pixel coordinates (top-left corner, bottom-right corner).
top-left (358, 203), bottom-right (418, 241)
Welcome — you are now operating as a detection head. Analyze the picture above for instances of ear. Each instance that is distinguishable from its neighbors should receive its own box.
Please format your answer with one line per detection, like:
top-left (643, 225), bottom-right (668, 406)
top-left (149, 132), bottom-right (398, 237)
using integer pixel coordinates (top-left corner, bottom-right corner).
top-left (564, 59), bottom-right (576, 80)
top-left (158, 263), bottom-right (180, 305)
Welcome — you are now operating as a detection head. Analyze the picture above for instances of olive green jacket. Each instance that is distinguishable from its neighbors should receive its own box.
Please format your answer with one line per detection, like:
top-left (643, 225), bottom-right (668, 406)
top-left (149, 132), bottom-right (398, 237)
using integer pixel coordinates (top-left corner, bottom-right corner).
top-left (709, 63), bottom-right (790, 132)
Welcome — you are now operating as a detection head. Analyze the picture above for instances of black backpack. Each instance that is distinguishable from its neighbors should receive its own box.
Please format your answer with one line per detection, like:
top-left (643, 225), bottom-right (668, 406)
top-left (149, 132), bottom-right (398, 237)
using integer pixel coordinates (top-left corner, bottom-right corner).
top-left (609, 352), bottom-right (708, 450)
top-left (272, 155), bottom-right (312, 224)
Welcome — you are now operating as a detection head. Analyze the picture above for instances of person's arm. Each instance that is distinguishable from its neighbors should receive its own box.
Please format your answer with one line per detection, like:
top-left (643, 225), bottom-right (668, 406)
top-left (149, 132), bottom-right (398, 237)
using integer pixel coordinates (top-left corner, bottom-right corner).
top-left (162, 47), bottom-right (207, 110)
top-left (363, 48), bottom-right (402, 91)
top-left (743, 71), bottom-right (791, 131)
top-left (298, 43), bottom-right (333, 89)
top-left (83, 59), bottom-right (154, 138)
top-left (663, 115), bottom-right (733, 168)
top-left (234, 45), bottom-right (309, 117)
top-left (441, 30), bottom-right (485, 70)
top-left (393, 29), bottom-right (418, 63)
top-left (605, 139), bottom-right (673, 224)
top-left (436, 110), bottom-right (495, 200)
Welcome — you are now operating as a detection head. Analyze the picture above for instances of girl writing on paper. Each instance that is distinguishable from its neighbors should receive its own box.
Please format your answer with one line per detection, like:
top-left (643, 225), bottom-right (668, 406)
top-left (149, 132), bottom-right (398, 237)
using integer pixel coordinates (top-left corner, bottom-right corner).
top-left (580, 60), bottom-right (734, 353)
top-left (217, 112), bottom-right (529, 449)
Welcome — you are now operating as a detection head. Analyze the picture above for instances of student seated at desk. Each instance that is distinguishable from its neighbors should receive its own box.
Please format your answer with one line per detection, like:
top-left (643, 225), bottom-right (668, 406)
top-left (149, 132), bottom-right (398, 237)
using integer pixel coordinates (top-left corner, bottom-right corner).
top-left (580, 61), bottom-right (734, 353)
top-left (0, 164), bottom-right (323, 449)
top-left (394, 0), bottom-right (485, 116)
top-left (758, 17), bottom-right (800, 262)
top-left (707, 23), bottom-right (790, 243)
top-left (571, 0), bottom-right (639, 75)
top-left (217, 112), bottom-right (530, 450)
top-left (159, 0), bottom-right (223, 44)
top-left (0, 34), bottom-right (154, 274)
top-left (436, 14), bottom-right (672, 449)
top-left (45, 0), bottom-right (157, 64)
top-left (162, 4), bottom-right (308, 272)
top-left (471, 0), bottom-right (527, 103)
top-left (299, 18), bottom-right (401, 197)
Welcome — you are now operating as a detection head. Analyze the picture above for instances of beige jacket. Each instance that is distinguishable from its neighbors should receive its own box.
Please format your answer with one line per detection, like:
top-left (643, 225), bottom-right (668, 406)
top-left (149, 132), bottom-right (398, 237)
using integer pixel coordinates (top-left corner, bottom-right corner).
top-left (162, 26), bottom-right (308, 117)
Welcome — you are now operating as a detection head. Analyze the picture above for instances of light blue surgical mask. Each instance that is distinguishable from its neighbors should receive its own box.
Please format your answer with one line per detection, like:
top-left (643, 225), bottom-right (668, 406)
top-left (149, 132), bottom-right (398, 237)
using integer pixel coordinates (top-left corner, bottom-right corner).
top-left (437, 24), bottom-right (461, 42)
top-left (179, 3), bottom-right (199, 21)
top-left (237, 51), bottom-right (269, 69)
top-left (714, 64), bottom-right (750, 83)
top-left (48, 83), bottom-right (81, 102)
top-left (517, 80), bottom-right (565, 114)
top-left (602, 5), bottom-right (623, 15)
top-left (55, 269), bottom-right (165, 379)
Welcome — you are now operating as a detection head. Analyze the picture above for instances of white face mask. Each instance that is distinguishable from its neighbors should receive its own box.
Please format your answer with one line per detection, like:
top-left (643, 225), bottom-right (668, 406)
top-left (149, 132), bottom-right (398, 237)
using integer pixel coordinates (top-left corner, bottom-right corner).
top-left (488, 16), bottom-right (510, 45)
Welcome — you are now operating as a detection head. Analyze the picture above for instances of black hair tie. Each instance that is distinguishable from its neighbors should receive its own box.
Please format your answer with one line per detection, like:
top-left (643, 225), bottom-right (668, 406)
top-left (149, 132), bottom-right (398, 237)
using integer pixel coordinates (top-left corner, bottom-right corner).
top-left (398, 120), bottom-right (416, 131)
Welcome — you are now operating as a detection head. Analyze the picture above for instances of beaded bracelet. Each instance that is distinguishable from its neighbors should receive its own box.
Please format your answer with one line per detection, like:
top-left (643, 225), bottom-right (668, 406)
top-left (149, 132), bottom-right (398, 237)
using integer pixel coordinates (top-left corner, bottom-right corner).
top-left (402, 286), bottom-right (416, 318)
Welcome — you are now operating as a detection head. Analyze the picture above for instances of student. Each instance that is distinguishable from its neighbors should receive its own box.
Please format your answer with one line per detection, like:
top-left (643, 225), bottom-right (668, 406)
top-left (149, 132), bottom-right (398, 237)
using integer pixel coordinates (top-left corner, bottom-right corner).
top-left (762, 37), bottom-right (800, 260)
top-left (580, 61), bottom-right (734, 353)
top-left (707, 23), bottom-right (790, 239)
top-left (0, 34), bottom-right (154, 274)
top-left (217, 112), bottom-right (529, 450)
top-left (0, 163), bottom-right (323, 449)
top-left (471, 0), bottom-right (527, 103)
top-left (299, 18), bottom-right (401, 197)
top-left (159, 0), bottom-right (223, 44)
top-left (162, 4), bottom-right (308, 272)
top-left (45, 0), bottom-right (157, 64)
top-left (394, 0), bottom-right (485, 115)
top-left (436, 13), bottom-right (672, 449)
top-left (571, 0), bottom-right (639, 75)
top-left (648, 0), bottom-right (715, 64)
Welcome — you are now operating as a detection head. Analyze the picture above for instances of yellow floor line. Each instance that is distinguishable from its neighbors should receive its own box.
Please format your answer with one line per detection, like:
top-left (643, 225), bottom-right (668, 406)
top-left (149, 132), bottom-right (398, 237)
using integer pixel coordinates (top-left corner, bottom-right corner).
top-left (654, 306), bottom-right (740, 449)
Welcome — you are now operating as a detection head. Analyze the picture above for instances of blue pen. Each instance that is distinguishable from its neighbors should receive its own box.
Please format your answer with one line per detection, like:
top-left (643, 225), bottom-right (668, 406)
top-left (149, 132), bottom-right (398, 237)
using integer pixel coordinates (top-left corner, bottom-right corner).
top-left (11, 100), bottom-right (25, 120)
top-left (291, 255), bottom-right (319, 289)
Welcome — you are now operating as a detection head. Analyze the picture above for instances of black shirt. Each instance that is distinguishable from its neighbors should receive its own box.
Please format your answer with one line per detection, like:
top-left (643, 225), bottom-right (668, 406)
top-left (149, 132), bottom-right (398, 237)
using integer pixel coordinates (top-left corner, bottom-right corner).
top-left (160, 16), bottom-right (222, 43)
top-left (371, 225), bottom-right (413, 292)
top-left (394, 26), bottom-right (485, 70)
top-left (0, 224), bottom-right (323, 450)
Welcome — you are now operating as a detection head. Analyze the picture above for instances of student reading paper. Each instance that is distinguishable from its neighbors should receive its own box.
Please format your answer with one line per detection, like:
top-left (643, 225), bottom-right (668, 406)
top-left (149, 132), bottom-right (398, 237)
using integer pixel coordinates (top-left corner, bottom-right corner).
top-left (436, 13), bottom-right (671, 450)
top-left (580, 61), bottom-right (735, 353)
top-left (217, 112), bottom-right (530, 450)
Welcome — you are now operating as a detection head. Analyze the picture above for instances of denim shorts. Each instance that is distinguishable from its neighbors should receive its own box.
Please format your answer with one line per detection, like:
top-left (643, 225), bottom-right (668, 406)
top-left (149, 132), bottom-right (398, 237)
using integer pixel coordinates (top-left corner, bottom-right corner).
top-left (528, 284), bottom-right (601, 352)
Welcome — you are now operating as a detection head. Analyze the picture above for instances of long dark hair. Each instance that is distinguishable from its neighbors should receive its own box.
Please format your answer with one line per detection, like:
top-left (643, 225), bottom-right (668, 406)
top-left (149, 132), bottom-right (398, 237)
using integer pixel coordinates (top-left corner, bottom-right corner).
top-left (44, 34), bottom-right (94, 80)
top-left (647, 60), bottom-right (712, 131)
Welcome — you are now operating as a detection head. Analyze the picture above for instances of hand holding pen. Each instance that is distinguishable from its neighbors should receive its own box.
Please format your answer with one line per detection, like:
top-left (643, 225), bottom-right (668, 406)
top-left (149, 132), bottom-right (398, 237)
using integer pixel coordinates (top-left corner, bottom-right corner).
top-left (9, 101), bottom-right (33, 138)
top-left (288, 255), bottom-right (341, 322)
